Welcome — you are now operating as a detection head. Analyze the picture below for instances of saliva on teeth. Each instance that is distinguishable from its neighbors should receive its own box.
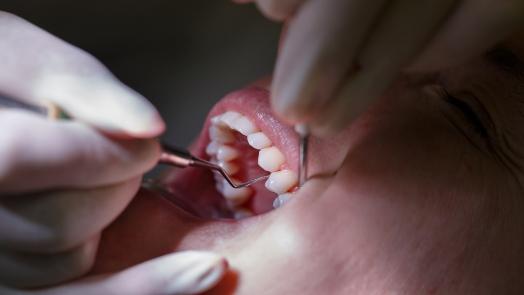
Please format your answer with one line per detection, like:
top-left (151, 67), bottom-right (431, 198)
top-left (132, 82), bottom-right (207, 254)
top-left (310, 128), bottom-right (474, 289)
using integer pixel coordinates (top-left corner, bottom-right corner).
top-left (207, 111), bottom-right (299, 218)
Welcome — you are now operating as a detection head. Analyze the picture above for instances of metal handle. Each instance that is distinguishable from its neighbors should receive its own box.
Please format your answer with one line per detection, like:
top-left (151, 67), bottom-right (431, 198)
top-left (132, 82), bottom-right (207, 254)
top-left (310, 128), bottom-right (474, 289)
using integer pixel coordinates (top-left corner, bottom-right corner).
top-left (158, 151), bottom-right (194, 168)
top-left (158, 142), bottom-right (197, 168)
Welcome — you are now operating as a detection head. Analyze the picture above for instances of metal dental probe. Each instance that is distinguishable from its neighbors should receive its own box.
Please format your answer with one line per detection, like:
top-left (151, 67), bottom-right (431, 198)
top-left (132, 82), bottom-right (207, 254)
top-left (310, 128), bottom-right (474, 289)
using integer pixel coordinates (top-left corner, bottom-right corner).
top-left (158, 143), bottom-right (269, 189)
top-left (294, 123), bottom-right (309, 187)
top-left (0, 95), bottom-right (269, 189)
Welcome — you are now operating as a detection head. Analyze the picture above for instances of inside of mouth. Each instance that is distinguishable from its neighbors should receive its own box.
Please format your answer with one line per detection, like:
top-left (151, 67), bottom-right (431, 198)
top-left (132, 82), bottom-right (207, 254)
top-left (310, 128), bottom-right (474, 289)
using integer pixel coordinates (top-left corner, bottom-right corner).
top-left (163, 110), bottom-right (299, 220)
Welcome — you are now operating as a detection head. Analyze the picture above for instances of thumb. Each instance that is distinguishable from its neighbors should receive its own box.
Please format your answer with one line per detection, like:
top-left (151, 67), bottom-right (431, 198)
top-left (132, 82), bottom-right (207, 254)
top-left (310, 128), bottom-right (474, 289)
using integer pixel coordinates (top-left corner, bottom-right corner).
top-left (35, 73), bottom-right (165, 138)
top-left (0, 11), bottom-right (164, 138)
top-left (6, 251), bottom-right (228, 295)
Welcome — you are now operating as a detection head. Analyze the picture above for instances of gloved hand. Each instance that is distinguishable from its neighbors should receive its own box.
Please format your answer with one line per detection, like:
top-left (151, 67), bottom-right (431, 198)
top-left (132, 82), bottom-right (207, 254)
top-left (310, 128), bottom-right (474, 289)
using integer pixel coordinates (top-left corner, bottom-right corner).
top-left (237, 0), bottom-right (524, 135)
top-left (0, 12), bottom-right (227, 294)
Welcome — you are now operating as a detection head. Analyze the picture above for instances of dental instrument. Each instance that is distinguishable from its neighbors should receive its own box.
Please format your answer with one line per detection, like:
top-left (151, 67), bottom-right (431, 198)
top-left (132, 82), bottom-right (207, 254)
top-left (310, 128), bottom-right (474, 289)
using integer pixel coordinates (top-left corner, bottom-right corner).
top-left (0, 95), bottom-right (269, 189)
top-left (294, 123), bottom-right (309, 187)
top-left (159, 143), bottom-right (269, 188)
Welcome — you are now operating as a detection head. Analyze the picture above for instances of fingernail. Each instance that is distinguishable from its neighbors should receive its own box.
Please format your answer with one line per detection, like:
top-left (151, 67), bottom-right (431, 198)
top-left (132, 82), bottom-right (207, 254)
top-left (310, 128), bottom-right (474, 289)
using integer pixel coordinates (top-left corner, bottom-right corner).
top-left (104, 82), bottom-right (166, 137)
top-left (165, 251), bottom-right (228, 294)
top-left (271, 75), bottom-right (331, 125)
top-left (34, 74), bottom-right (165, 138)
top-left (271, 82), bottom-right (304, 123)
top-left (310, 121), bottom-right (340, 137)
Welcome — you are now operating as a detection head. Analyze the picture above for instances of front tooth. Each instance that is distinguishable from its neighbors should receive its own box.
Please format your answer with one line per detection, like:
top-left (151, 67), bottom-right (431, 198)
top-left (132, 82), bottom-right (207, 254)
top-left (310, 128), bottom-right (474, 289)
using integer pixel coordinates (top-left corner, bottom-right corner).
top-left (216, 145), bottom-right (239, 161)
top-left (221, 180), bottom-right (252, 206)
top-left (210, 115), bottom-right (224, 126)
top-left (218, 160), bottom-right (239, 175)
top-left (247, 132), bottom-right (272, 149)
top-left (273, 193), bottom-right (293, 209)
top-left (220, 111), bottom-right (242, 128)
top-left (231, 115), bottom-right (259, 136)
top-left (206, 141), bottom-right (220, 156)
top-left (209, 125), bottom-right (235, 143)
top-left (258, 146), bottom-right (285, 172)
top-left (265, 170), bottom-right (298, 194)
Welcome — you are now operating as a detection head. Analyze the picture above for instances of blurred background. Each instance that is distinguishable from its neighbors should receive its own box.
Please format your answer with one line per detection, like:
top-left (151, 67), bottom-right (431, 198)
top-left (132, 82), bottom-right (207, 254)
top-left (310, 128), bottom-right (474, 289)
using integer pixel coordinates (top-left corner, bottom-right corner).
top-left (1, 0), bottom-right (280, 145)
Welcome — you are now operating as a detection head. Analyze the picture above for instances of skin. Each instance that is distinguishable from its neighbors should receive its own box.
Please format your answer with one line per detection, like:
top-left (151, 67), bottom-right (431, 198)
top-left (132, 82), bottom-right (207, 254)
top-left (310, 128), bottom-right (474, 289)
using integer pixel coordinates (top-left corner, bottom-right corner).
top-left (92, 36), bottom-right (524, 294)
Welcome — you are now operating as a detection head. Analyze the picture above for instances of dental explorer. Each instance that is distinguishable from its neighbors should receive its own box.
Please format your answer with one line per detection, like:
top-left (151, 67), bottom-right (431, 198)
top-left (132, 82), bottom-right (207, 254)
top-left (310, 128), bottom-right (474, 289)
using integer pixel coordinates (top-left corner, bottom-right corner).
top-left (295, 123), bottom-right (309, 187)
top-left (158, 143), bottom-right (269, 189)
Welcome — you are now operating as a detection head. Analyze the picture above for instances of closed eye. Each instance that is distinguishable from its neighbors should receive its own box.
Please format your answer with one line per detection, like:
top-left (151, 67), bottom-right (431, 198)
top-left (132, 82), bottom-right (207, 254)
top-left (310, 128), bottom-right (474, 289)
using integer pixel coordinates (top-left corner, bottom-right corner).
top-left (441, 89), bottom-right (489, 138)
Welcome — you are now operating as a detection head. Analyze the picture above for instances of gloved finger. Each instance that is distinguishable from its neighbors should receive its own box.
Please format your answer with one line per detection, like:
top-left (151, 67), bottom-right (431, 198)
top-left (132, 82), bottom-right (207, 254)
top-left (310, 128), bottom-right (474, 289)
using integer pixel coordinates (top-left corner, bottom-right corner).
top-left (0, 177), bottom-right (141, 253)
top-left (409, 0), bottom-right (524, 72)
top-left (310, 0), bottom-right (457, 135)
top-left (253, 0), bottom-right (305, 21)
top-left (9, 251), bottom-right (228, 295)
top-left (0, 235), bottom-right (100, 289)
top-left (271, 0), bottom-right (389, 123)
top-left (0, 110), bottom-right (159, 194)
top-left (0, 11), bottom-right (164, 138)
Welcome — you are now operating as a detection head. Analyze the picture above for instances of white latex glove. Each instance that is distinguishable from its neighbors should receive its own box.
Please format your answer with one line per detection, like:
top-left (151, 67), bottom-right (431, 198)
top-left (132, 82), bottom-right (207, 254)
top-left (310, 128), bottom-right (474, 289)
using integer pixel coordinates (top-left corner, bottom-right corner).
top-left (0, 12), bottom-right (227, 294)
top-left (237, 0), bottom-right (524, 135)
top-left (0, 251), bottom-right (228, 295)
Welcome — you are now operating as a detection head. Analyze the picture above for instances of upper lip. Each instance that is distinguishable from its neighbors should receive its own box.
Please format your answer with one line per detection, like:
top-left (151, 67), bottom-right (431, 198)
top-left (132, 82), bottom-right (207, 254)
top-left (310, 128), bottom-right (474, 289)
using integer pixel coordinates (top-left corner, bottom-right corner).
top-left (189, 85), bottom-right (300, 173)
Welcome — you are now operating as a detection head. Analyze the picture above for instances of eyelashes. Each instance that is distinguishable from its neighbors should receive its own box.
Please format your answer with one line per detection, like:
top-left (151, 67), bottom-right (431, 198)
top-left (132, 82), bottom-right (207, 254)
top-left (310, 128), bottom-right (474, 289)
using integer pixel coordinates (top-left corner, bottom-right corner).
top-left (440, 88), bottom-right (489, 138)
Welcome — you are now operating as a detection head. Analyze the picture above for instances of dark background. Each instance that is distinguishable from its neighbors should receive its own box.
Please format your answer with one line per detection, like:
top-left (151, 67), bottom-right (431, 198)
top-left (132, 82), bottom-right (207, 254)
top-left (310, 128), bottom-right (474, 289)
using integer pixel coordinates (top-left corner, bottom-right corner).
top-left (1, 0), bottom-right (280, 145)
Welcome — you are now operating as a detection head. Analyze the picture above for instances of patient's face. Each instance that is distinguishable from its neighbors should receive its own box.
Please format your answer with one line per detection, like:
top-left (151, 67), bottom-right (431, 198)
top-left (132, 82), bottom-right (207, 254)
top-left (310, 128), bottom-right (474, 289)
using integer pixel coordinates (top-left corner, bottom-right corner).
top-left (91, 42), bottom-right (524, 294)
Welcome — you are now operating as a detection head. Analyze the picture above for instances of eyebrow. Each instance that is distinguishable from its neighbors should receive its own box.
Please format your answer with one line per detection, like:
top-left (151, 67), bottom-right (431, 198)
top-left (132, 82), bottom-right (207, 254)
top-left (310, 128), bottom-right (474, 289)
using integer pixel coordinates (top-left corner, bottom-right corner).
top-left (486, 46), bottom-right (524, 79)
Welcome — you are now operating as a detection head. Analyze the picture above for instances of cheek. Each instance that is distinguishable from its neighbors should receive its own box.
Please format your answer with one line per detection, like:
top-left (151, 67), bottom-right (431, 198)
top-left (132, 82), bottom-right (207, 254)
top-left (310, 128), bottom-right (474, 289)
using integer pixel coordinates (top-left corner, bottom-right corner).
top-left (90, 189), bottom-right (201, 274)
top-left (90, 188), bottom-right (245, 276)
top-left (308, 131), bottom-right (352, 176)
top-left (299, 87), bottom-right (500, 247)
top-left (306, 85), bottom-right (453, 179)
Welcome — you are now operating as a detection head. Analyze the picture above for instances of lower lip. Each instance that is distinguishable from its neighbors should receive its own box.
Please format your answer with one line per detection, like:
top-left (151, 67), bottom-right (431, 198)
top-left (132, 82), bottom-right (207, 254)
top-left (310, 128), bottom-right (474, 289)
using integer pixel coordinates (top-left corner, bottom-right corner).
top-left (191, 85), bottom-right (299, 170)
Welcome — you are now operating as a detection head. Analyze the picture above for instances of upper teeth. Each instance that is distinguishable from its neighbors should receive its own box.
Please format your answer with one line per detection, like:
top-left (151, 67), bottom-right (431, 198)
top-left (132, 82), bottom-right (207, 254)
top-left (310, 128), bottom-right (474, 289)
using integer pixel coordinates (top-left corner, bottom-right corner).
top-left (231, 116), bottom-right (259, 135)
top-left (247, 132), bottom-right (272, 149)
top-left (205, 141), bottom-right (220, 156)
top-left (207, 110), bottom-right (298, 214)
top-left (209, 125), bottom-right (235, 143)
top-left (215, 111), bottom-right (241, 127)
top-left (217, 160), bottom-right (239, 175)
top-left (258, 146), bottom-right (285, 172)
top-left (265, 170), bottom-right (298, 194)
top-left (216, 145), bottom-right (239, 161)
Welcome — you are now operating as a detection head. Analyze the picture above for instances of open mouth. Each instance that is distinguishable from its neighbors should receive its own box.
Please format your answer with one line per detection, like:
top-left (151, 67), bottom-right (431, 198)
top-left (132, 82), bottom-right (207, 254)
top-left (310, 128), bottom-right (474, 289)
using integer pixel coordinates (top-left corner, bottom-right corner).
top-left (160, 85), bottom-right (301, 219)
